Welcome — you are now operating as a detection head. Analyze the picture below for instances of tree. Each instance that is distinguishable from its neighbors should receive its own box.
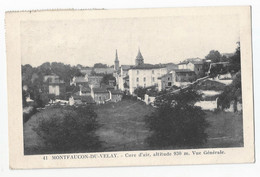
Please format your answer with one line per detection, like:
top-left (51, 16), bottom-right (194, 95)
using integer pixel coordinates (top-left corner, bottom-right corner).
top-left (217, 71), bottom-right (242, 112)
top-left (205, 50), bottom-right (222, 63)
top-left (228, 42), bottom-right (241, 73)
top-left (22, 90), bottom-right (28, 107)
top-left (146, 88), bottom-right (209, 149)
top-left (101, 74), bottom-right (116, 86)
top-left (94, 63), bottom-right (107, 68)
top-left (22, 64), bottom-right (34, 86)
top-left (34, 106), bottom-right (102, 153)
top-left (134, 87), bottom-right (147, 100)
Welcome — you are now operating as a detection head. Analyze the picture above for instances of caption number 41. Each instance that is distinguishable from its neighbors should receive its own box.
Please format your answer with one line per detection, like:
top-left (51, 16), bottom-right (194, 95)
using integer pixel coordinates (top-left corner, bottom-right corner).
top-left (43, 156), bottom-right (48, 160)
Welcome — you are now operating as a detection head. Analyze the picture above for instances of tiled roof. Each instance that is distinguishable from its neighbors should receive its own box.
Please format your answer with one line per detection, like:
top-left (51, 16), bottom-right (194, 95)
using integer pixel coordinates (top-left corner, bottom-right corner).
top-left (81, 86), bottom-right (91, 92)
top-left (80, 68), bottom-right (92, 74)
top-left (73, 95), bottom-right (95, 104)
top-left (158, 73), bottom-right (171, 79)
top-left (74, 77), bottom-right (87, 83)
top-left (178, 61), bottom-right (189, 65)
top-left (131, 64), bottom-right (166, 70)
top-left (121, 65), bottom-right (133, 70)
top-left (189, 61), bottom-right (204, 65)
top-left (178, 61), bottom-right (204, 65)
top-left (110, 90), bottom-right (123, 95)
top-left (174, 69), bottom-right (195, 73)
top-left (101, 85), bottom-right (114, 90)
top-left (93, 88), bottom-right (109, 93)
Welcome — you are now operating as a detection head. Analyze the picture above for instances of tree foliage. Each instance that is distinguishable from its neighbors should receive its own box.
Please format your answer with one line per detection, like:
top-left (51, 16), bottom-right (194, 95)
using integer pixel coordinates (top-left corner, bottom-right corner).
top-left (217, 71), bottom-right (242, 112)
top-left (101, 74), bottom-right (116, 86)
top-left (94, 63), bottom-right (108, 68)
top-left (146, 88), bottom-right (209, 149)
top-left (34, 106), bottom-right (102, 153)
top-left (22, 62), bottom-right (84, 108)
top-left (205, 50), bottom-right (222, 63)
top-left (228, 42), bottom-right (241, 73)
top-left (134, 87), bottom-right (147, 100)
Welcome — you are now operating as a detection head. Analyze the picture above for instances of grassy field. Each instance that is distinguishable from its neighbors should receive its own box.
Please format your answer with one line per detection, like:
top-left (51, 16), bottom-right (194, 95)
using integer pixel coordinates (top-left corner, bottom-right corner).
top-left (23, 99), bottom-right (243, 155)
top-left (94, 99), bottom-right (155, 151)
top-left (203, 111), bottom-right (243, 148)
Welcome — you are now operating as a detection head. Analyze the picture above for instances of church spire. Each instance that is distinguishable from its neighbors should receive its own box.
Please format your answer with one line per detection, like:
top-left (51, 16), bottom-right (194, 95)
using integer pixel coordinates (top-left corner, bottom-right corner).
top-left (115, 49), bottom-right (119, 62)
top-left (135, 48), bottom-right (144, 66)
top-left (114, 49), bottom-right (119, 71)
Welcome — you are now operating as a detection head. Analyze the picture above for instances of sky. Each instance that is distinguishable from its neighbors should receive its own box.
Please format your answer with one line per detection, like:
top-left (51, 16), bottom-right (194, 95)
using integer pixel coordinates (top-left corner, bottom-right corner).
top-left (21, 14), bottom-right (240, 67)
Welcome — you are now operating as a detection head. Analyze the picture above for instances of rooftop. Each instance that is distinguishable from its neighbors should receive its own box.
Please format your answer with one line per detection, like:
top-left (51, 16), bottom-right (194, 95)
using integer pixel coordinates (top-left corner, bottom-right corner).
top-left (174, 69), bottom-right (195, 73)
top-left (81, 86), bottom-right (91, 92)
top-left (73, 95), bottom-right (95, 104)
top-left (110, 90), bottom-right (123, 95)
top-left (178, 60), bottom-right (204, 65)
top-left (121, 65), bottom-right (133, 71)
top-left (158, 73), bottom-right (171, 79)
top-left (131, 63), bottom-right (166, 70)
top-left (93, 88), bottom-right (109, 93)
top-left (74, 76), bottom-right (87, 83)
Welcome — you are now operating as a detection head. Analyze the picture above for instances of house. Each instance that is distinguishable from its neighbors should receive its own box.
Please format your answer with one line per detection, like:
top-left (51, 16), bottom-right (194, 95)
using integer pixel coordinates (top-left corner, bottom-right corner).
top-left (87, 75), bottom-right (103, 88)
top-left (128, 64), bottom-right (168, 94)
top-left (117, 65), bottom-right (133, 91)
top-left (94, 67), bottom-right (114, 74)
top-left (158, 73), bottom-right (173, 91)
top-left (80, 68), bottom-right (93, 76)
top-left (109, 90), bottom-right (123, 102)
top-left (158, 69), bottom-right (196, 90)
top-left (69, 95), bottom-right (95, 105)
top-left (91, 88), bottom-right (110, 104)
top-left (127, 49), bottom-right (168, 94)
top-left (173, 69), bottom-right (196, 87)
top-left (178, 60), bottom-right (204, 76)
top-left (43, 74), bottom-right (65, 96)
top-left (70, 76), bottom-right (88, 86)
top-left (78, 85), bottom-right (91, 96)
top-left (208, 62), bottom-right (230, 75)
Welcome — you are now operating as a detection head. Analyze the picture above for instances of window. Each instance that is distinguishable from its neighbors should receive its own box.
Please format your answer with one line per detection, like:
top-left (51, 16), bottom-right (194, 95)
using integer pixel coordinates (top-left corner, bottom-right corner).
top-left (152, 70), bottom-right (154, 74)
top-left (143, 77), bottom-right (146, 82)
top-left (168, 77), bottom-right (170, 81)
top-left (137, 70), bottom-right (139, 75)
top-left (144, 84), bottom-right (146, 87)
top-left (168, 82), bottom-right (172, 86)
top-left (137, 84), bottom-right (139, 87)
top-left (136, 77), bottom-right (139, 82)
top-left (152, 77), bottom-right (155, 82)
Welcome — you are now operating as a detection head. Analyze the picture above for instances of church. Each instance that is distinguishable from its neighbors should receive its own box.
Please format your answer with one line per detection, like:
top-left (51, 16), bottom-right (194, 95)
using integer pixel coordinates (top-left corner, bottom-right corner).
top-left (114, 49), bottom-right (168, 94)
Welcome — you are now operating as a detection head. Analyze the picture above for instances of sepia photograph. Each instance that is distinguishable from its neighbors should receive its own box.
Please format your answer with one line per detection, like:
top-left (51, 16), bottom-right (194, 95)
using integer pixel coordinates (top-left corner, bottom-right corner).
top-left (5, 6), bottom-right (254, 169)
top-left (21, 15), bottom-right (243, 155)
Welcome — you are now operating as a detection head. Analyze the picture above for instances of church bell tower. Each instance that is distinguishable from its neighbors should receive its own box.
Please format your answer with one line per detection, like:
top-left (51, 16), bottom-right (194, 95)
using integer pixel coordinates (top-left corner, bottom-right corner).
top-left (135, 48), bottom-right (144, 66)
top-left (114, 49), bottom-right (119, 71)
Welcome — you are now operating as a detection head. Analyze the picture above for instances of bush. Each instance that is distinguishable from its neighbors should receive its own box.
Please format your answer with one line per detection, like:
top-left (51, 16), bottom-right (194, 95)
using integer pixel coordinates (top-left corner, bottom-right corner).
top-left (146, 88), bottom-right (209, 149)
top-left (34, 106), bottom-right (102, 153)
top-left (23, 107), bottom-right (38, 123)
top-left (134, 87), bottom-right (147, 100)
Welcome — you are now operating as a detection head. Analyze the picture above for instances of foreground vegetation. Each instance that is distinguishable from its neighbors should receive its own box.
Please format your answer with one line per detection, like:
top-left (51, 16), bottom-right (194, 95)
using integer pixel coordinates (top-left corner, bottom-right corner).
top-left (24, 99), bottom-right (243, 155)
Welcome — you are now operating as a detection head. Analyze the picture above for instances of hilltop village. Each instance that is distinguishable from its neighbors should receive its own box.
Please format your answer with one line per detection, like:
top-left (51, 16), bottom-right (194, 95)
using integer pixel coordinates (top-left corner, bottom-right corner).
top-left (22, 46), bottom-right (243, 154)
top-left (22, 48), bottom-right (240, 112)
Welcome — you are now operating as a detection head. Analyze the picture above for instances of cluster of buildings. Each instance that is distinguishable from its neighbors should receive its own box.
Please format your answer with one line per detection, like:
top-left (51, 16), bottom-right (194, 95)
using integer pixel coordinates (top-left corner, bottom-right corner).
top-left (42, 60), bottom-right (123, 105)
top-left (113, 49), bottom-right (208, 95)
top-left (40, 48), bottom-right (233, 107)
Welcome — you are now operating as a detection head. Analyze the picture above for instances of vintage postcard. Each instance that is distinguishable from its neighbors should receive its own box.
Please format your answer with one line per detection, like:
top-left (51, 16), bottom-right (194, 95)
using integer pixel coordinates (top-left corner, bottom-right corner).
top-left (6, 6), bottom-right (254, 169)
